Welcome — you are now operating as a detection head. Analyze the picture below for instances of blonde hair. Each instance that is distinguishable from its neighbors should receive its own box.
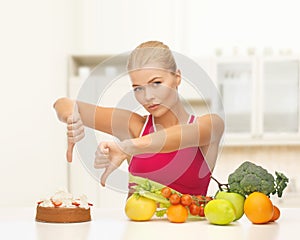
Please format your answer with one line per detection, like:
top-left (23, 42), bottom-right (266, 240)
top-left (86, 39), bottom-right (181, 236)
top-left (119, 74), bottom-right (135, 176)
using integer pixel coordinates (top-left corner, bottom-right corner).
top-left (127, 41), bottom-right (177, 73)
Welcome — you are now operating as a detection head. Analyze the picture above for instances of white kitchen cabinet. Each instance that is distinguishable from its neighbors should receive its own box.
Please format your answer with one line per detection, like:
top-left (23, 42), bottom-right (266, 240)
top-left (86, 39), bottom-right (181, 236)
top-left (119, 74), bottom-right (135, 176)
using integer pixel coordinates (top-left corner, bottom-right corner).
top-left (216, 57), bottom-right (257, 134)
top-left (261, 58), bottom-right (299, 133)
top-left (215, 56), bottom-right (300, 145)
top-left (68, 54), bottom-right (130, 208)
top-left (177, 56), bottom-right (218, 116)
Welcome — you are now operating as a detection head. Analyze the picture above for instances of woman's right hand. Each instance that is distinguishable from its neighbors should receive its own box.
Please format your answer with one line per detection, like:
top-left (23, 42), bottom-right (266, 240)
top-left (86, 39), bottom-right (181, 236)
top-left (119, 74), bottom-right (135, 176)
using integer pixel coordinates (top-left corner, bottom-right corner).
top-left (66, 104), bottom-right (85, 162)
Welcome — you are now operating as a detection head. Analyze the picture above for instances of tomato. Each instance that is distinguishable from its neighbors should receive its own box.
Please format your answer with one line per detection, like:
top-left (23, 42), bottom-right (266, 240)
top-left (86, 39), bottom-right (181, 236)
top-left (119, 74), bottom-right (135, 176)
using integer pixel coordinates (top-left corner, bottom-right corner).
top-left (195, 195), bottom-right (213, 204)
top-left (180, 194), bottom-right (192, 206)
top-left (199, 205), bottom-right (205, 217)
top-left (169, 193), bottom-right (181, 205)
top-left (195, 195), bottom-right (206, 203)
top-left (189, 203), bottom-right (200, 216)
top-left (161, 187), bottom-right (172, 199)
top-left (205, 196), bottom-right (213, 202)
top-left (270, 205), bottom-right (280, 222)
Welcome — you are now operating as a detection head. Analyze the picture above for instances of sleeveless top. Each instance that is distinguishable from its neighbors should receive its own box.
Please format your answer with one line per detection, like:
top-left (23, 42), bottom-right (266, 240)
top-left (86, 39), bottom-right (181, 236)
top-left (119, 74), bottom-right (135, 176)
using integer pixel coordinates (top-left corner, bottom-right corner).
top-left (128, 115), bottom-right (212, 195)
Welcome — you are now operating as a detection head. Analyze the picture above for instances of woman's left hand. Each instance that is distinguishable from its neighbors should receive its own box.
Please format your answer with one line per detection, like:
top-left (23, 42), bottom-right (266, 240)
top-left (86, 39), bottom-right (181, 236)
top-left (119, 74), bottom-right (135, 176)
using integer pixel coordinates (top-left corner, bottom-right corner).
top-left (94, 141), bottom-right (130, 186)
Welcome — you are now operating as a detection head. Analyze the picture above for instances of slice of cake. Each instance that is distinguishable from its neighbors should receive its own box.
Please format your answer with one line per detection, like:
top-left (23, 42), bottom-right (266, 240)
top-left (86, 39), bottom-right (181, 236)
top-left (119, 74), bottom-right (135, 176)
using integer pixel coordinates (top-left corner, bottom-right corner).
top-left (35, 189), bottom-right (92, 223)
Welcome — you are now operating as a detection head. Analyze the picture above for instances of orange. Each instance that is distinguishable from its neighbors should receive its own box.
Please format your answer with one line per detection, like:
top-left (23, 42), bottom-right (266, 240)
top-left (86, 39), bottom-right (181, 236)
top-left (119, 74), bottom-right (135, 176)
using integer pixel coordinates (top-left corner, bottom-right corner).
top-left (270, 205), bottom-right (280, 222)
top-left (166, 204), bottom-right (188, 223)
top-left (244, 192), bottom-right (274, 224)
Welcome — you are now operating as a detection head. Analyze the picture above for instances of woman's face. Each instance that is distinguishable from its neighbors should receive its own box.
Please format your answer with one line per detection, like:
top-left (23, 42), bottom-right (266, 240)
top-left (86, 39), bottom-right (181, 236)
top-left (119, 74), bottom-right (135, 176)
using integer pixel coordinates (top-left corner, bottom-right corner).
top-left (129, 68), bottom-right (181, 117)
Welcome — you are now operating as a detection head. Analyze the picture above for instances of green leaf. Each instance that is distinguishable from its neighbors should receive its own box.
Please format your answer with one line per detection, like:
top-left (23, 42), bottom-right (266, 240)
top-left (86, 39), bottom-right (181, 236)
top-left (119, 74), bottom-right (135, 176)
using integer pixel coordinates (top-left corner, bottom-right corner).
top-left (129, 174), bottom-right (180, 194)
top-left (155, 209), bottom-right (167, 217)
top-left (137, 189), bottom-right (170, 206)
top-left (274, 171), bottom-right (289, 198)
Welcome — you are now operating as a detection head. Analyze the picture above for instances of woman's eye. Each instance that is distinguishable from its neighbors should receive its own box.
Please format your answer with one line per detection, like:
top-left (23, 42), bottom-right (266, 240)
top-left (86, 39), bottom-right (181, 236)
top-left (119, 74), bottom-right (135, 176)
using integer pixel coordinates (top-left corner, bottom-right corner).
top-left (152, 81), bottom-right (161, 87)
top-left (133, 86), bottom-right (143, 92)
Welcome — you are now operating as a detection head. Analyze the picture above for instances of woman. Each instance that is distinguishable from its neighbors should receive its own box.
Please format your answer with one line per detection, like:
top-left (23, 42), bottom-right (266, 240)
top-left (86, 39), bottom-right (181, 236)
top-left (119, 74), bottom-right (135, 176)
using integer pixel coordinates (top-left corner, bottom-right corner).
top-left (54, 41), bottom-right (224, 195)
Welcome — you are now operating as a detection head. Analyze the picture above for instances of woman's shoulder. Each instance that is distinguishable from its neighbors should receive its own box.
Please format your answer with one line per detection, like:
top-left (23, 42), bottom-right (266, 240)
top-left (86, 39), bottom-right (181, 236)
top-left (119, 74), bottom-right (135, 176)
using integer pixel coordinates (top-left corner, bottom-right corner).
top-left (194, 113), bottom-right (224, 122)
top-left (129, 113), bottom-right (149, 138)
top-left (194, 113), bottom-right (225, 134)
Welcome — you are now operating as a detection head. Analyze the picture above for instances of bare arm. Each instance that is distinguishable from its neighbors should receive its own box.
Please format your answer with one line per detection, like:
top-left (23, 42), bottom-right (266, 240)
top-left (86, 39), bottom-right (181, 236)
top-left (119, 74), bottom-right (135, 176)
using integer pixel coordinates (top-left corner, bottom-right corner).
top-left (53, 97), bottom-right (144, 163)
top-left (53, 97), bottom-right (144, 140)
top-left (121, 114), bottom-right (224, 155)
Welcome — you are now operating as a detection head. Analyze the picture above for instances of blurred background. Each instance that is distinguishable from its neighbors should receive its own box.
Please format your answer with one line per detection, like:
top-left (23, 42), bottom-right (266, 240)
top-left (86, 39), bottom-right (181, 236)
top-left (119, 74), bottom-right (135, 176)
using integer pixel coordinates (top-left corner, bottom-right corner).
top-left (0, 0), bottom-right (299, 208)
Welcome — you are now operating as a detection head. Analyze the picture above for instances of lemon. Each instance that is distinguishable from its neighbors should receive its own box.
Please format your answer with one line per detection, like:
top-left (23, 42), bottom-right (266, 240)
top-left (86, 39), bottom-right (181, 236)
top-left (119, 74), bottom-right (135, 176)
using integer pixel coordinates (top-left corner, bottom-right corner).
top-left (125, 195), bottom-right (157, 221)
top-left (204, 199), bottom-right (236, 225)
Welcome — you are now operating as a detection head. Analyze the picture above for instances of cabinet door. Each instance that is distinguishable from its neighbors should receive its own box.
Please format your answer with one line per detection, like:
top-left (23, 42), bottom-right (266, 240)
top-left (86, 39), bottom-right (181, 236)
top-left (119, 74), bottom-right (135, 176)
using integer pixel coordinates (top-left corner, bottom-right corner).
top-left (263, 59), bottom-right (299, 133)
top-left (68, 55), bottom-right (129, 208)
top-left (217, 60), bottom-right (255, 133)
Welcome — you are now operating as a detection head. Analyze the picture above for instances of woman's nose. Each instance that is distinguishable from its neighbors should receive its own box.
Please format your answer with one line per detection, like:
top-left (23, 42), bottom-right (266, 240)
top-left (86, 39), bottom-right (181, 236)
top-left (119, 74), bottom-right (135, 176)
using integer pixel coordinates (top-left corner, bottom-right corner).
top-left (144, 87), bottom-right (155, 101)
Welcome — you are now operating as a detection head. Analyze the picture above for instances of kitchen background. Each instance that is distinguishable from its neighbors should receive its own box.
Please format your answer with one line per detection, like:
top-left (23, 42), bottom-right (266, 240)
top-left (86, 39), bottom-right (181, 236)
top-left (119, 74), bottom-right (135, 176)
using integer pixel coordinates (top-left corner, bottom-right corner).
top-left (0, 0), bottom-right (299, 208)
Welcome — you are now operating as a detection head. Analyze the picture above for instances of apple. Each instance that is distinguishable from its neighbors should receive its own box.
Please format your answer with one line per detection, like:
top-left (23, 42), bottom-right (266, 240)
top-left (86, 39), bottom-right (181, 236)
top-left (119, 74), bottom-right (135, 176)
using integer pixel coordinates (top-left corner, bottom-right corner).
top-left (204, 199), bottom-right (236, 225)
top-left (215, 191), bottom-right (245, 220)
top-left (125, 195), bottom-right (157, 221)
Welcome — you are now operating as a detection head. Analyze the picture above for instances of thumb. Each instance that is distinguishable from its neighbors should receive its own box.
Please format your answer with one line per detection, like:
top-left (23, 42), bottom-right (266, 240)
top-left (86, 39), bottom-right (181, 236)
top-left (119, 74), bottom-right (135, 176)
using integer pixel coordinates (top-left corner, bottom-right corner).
top-left (66, 142), bottom-right (75, 163)
top-left (99, 142), bottom-right (109, 154)
top-left (73, 103), bottom-right (80, 119)
top-left (100, 164), bottom-right (116, 187)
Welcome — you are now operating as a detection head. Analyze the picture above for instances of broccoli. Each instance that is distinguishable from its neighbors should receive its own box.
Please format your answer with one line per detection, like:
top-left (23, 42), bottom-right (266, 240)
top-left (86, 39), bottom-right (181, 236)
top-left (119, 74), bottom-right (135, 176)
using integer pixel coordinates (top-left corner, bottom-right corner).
top-left (274, 171), bottom-right (289, 197)
top-left (227, 161), bottom-right (289, 198)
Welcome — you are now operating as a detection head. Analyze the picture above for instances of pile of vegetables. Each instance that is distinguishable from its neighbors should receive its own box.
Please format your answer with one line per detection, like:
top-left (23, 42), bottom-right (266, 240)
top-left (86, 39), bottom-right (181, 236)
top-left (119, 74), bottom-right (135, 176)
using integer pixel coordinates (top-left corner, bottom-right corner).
top-left (211, 161), bottom-right (289, 197)
top-left (127, 161), bottom-right (289, 223)
top-left (128, 174), bottom-right (212, 222)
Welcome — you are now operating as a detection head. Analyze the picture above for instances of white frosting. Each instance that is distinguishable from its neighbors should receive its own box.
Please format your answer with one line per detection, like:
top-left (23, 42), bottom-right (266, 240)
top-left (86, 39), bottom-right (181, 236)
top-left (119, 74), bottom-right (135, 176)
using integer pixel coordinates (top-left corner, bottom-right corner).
top-left (79, 194), bottom-right (89, 209)
top-left (37, 190), bottom-right (91, 209)
top-left (39, 199), bottom-right (53, 208)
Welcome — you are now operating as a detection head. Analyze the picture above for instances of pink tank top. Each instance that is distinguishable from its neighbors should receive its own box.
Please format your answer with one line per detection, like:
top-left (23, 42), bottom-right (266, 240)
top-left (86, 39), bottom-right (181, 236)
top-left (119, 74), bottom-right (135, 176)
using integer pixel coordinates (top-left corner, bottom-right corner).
top-left (128, 115), bottom-right (212, 195)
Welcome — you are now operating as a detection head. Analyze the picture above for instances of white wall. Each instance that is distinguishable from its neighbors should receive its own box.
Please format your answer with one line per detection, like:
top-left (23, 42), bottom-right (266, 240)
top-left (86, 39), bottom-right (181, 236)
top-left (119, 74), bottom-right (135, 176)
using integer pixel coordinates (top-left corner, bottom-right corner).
top-left (183, 0), bottom-right (300, 56)
top-left (0, 0), bottom-right (73, 206)
top-left (71, 0), bottom-right (187, 53)
top-left (74, 0), bottom-right (300, 56)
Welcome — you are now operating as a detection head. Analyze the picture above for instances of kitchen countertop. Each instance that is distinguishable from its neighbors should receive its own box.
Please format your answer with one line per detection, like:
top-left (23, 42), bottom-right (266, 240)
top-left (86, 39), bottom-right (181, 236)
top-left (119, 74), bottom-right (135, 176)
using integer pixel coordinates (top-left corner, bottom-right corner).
top-left (0, 207), bottom-right (299, 240)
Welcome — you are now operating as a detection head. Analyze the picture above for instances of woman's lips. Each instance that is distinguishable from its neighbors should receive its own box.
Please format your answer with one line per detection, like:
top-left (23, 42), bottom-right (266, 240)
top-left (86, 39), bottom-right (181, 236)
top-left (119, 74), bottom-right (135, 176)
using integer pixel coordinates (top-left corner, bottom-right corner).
top-left (148, 104), bottom-right (160, 110)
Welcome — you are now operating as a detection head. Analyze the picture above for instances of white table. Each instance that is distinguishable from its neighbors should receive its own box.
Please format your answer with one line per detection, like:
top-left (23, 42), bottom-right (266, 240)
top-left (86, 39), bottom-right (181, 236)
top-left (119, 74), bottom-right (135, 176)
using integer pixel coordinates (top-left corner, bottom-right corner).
top-left (0, 207), bottom-right (299, 240)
